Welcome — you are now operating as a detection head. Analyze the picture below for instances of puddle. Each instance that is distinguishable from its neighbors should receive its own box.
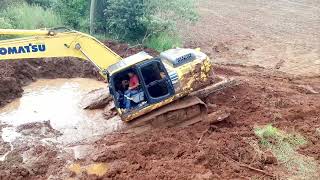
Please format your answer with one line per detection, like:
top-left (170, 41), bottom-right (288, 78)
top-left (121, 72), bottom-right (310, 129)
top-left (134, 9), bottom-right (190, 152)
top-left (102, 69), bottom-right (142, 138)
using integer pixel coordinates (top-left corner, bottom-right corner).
top-left (0, 78), bottom-right (125, 160)
top-left (0, 127), bottom-right (21, 161)
top-left (1, 127), bottom-right (21, 142)
top-left (0, 78), bottom-right (107, 127)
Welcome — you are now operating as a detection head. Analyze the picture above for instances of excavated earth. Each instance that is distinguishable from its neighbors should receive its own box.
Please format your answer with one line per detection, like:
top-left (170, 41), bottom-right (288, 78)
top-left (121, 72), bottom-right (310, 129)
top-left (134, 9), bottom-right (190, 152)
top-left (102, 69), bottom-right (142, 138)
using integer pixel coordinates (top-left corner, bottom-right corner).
top-left (0, 59), bottom-right (319, 179)
top-left (65, 66), bottom-right (319, 179)
top-left (0, 1), bottom-right (319, 179)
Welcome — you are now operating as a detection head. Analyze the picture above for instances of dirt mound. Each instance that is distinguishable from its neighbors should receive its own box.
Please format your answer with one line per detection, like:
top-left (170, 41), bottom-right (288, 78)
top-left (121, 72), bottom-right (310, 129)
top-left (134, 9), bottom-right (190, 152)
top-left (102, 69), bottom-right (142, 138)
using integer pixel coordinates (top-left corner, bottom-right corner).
top-left (78, 127), bottom-right (271, 179)
top-left (0, 41), bottom-right (156, 107)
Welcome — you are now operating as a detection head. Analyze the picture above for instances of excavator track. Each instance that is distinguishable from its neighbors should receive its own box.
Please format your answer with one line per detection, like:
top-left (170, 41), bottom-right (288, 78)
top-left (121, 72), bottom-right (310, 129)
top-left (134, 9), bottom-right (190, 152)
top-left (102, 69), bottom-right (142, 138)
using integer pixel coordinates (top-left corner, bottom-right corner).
top-left (127, 96), bottom-right (207, 129)
top-left (125, 76), bottom-right (237, 132)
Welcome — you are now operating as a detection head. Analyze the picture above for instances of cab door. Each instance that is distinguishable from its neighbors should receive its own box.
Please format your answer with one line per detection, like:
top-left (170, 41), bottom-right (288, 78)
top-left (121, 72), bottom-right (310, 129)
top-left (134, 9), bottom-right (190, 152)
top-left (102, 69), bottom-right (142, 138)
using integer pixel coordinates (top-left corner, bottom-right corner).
top-left (137, 58), bottom-right (175, 104)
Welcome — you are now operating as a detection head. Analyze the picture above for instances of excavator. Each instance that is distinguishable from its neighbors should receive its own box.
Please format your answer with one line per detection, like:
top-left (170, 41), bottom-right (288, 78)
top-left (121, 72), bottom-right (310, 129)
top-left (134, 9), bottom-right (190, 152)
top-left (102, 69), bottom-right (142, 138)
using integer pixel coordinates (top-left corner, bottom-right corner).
top-left (0, 28), bottom-right (233, 127)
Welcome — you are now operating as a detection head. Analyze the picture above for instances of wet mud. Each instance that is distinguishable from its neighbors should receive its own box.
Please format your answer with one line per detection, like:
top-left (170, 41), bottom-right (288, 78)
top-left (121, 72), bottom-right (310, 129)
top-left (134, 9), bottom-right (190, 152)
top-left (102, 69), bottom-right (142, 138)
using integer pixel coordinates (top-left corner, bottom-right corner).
top-left (70, 66), bottom-right (319, 179)
top-left (0, 39), bottom-right (319, 179)
top-left (0, 78), bottom-right (124, 179)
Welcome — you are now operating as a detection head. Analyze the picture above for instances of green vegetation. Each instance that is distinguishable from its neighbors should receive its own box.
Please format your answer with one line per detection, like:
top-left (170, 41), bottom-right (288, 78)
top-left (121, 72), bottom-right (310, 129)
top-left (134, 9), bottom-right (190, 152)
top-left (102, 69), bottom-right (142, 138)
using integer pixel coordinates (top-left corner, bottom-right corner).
top-left (25, 0), bottom-right (57, 8)
top-left (55, 0), bottom-right (90, 31)
top-left (0, 3), bottom-right (63, 29)
top-left (0, 0), bottom-right (198, 51)
top-left (145, 33), bottom-right (182, 52)
top-left (254, 124), bottom-right (319, 179)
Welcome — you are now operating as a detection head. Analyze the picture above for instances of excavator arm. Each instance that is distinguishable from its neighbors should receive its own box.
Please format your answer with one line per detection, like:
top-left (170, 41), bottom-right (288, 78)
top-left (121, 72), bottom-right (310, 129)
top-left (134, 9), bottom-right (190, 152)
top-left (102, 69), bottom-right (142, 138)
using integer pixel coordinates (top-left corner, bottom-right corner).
top-left (0, 28), bottom-right (122, 78)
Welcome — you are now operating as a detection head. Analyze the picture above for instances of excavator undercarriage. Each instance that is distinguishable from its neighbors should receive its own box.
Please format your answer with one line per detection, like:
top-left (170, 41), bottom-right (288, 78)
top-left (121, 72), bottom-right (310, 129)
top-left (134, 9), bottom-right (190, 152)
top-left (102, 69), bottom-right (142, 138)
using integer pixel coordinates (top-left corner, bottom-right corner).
top-left (121, 75), bottom-right (237, 130)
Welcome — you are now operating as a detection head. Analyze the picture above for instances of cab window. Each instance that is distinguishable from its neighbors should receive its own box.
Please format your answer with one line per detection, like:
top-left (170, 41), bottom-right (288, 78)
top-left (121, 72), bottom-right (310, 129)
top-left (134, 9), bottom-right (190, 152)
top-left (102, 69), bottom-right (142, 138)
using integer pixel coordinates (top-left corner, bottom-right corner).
top-left (141, 62), bottom-right (169, 98)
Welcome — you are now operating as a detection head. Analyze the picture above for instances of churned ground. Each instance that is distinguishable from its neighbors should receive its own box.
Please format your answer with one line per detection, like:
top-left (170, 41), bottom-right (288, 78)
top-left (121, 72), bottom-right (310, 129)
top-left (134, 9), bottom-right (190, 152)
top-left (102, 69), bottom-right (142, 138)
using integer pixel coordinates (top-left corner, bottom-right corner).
top-left (1, 0), bottom-right (320, 179)
top-left (181, 0), bottom-right (320, 76)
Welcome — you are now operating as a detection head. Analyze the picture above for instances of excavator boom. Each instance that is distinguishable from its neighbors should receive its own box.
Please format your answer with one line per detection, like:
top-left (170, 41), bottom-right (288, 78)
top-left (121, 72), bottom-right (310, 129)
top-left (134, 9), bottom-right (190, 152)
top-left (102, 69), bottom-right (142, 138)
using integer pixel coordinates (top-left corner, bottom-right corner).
top-left (0, 29), bottom-right (53, 36)
top-left (0, 29), bottom-right (122, 78)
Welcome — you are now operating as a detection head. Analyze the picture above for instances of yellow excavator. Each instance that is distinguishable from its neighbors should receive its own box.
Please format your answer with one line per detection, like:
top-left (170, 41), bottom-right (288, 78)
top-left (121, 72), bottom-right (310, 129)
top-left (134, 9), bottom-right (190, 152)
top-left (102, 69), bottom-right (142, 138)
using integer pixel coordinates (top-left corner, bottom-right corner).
top-left (0, 28), bottom-right (231, 126)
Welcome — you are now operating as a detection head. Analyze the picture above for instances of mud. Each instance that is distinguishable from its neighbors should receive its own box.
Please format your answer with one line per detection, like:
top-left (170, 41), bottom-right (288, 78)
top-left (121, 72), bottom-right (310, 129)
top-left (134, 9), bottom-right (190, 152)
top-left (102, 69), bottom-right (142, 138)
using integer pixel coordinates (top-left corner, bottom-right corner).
top-left (0, 78), bottom-right (124, 179)
top-left (0, 63), bottom-right (319, 179)
top-left (0, 32), bottom-right (319, 179)
top-left (181, 0), bottom-right (320, 76)
top-left (76, 66), bottom-right (318, 179)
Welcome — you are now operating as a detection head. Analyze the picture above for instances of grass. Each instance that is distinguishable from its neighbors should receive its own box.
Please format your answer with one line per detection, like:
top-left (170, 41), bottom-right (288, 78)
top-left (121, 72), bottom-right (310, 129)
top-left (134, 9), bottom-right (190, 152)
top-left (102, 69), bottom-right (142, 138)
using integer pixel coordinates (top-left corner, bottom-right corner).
top-left (0, 3), bottom-right (63, 29)
top-left (0, 3), bottom-right (63, 40)
top-left (145, 33), bottom-right (182, 52)
top-left (254, 124), bottom-right (319, 179)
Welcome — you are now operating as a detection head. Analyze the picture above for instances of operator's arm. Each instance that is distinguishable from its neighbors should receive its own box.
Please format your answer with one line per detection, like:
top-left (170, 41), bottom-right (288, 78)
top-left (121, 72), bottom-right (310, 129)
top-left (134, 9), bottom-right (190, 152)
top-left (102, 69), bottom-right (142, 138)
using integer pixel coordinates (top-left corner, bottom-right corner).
top-left (0, 29), bottom-right (122, 78)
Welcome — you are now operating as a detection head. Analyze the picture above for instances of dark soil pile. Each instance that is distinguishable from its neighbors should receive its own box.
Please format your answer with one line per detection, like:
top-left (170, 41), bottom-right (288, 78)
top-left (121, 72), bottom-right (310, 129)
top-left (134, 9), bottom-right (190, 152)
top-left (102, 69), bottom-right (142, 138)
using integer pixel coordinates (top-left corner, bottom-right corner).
top-left (0, 41), bottom-right (157, 107)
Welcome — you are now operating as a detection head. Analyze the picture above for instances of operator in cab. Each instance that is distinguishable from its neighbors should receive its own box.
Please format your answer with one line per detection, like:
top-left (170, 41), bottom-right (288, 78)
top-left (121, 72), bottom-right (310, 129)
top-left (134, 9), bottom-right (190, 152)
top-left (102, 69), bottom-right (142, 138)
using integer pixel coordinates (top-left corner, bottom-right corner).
top-left (124, 71), bottom-right (140, 110)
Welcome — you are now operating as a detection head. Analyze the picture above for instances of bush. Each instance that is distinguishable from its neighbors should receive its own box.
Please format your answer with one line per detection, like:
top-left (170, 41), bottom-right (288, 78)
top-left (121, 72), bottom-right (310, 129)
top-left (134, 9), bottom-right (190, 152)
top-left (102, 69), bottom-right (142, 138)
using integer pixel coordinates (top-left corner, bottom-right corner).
top-left (54, 0), bottom-right (90, 31)
top-left (103, 0), bottom-right (198, 44)
top-left (104, 0), bottom-right (146, 41)
top-left (0, 0), bottom-right (20, 10)
top-left (0, 18), bottom-right (13, 29)
top-left (145, 33), bottom-right (181, 52)
top-left (0, 3), bottom-right (63, 29)
top-left (25, 0), bottom-right (57, 8)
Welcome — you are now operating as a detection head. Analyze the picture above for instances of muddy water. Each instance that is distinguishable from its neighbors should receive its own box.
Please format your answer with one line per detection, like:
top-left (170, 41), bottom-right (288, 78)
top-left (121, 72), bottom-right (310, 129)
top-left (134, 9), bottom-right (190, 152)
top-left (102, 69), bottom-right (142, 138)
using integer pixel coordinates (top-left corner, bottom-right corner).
top-left (0, 78), bottom-right (124, 161)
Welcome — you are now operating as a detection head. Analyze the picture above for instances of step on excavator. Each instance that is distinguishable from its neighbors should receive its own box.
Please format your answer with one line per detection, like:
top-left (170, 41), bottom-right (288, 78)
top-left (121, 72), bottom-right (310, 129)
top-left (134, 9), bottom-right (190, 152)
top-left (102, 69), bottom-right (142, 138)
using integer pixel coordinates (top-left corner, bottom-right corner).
top-left (0, 28), bottom-right (235, 127)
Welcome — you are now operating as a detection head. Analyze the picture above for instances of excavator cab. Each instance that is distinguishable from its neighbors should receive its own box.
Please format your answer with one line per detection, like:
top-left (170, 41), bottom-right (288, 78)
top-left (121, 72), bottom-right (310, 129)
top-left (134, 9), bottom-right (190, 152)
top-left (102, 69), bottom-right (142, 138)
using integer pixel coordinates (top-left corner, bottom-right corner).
top-left (109, 56), bottom-right (175, 114)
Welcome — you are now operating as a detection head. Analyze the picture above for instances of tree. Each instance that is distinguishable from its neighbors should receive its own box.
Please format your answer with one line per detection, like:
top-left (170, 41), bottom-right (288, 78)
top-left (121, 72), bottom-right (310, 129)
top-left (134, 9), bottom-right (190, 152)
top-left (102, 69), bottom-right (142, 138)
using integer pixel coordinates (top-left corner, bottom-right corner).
top-left (104, 0), bottom-right (146, 41)
top-left (90, 0), bottom-right (97, 34)
top-left (0, 0), bottom-right (20, 10)
top-left (54, 0), bottom-right (90, 31)
top-left (102, 0), bottom-right (198, 42)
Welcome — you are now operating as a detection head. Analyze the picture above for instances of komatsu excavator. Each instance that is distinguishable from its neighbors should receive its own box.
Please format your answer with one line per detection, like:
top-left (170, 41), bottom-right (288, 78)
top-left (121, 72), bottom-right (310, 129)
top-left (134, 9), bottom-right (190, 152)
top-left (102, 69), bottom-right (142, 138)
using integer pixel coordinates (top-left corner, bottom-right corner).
top-left (0, 28), bottom-right (232, 126)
